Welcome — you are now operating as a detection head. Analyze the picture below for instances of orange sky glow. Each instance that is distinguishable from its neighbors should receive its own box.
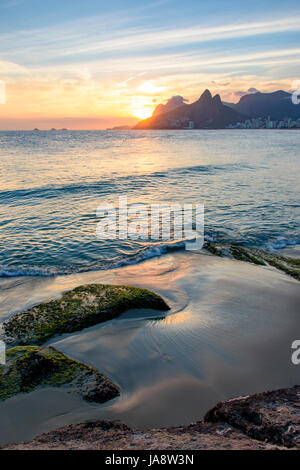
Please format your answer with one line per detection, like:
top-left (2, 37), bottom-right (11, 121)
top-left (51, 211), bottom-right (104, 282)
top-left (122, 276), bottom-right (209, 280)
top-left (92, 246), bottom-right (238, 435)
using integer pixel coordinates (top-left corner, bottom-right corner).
top-left (0, 75), bottom-right (296, 130)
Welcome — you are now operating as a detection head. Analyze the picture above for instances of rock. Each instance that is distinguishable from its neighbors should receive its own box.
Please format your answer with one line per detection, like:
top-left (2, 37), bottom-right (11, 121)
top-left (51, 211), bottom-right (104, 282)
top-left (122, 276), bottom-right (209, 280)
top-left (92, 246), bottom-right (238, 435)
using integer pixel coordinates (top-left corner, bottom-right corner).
top-left (204, 385), bottom-right (300, 448)
top-left (0, 346), bottom-right (120, 404)
top-left (3, 284), bottom-right (170, 345)
top-left (204, 242), bottom-right (300, 281)
top-left (0, 421), bottom-right (288, 451)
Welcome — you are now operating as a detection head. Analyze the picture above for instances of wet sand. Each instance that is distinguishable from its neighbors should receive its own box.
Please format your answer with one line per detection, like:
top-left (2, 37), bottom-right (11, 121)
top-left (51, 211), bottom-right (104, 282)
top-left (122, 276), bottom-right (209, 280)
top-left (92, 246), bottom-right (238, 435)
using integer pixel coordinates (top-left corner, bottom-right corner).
top-left (0, 250), bottom-right (299, 446)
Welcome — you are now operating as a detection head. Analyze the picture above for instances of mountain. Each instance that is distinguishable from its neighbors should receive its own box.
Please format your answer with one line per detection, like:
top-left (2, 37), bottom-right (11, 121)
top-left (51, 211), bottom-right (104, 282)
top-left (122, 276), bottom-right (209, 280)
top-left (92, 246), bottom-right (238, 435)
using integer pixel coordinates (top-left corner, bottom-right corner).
top-left (231, 90), bottom-right (300, 120)
top-left (134, 90), bottom-right (245, 129)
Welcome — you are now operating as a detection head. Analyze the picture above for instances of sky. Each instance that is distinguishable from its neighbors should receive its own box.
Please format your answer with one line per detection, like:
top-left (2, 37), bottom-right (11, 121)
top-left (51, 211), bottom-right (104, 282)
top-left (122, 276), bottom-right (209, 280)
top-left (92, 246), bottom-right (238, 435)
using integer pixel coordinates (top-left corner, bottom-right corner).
top-left (0, 0), bottom-right (300, 129)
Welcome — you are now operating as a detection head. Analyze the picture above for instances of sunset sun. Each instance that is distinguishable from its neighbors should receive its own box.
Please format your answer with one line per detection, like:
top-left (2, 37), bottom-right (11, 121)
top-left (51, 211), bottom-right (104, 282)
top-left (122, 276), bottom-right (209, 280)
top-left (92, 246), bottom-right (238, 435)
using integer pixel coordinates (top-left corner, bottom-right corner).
top-left (130, 95), bottom-right (154, 120)
top-left (132, 108), bottom-right (153, 120)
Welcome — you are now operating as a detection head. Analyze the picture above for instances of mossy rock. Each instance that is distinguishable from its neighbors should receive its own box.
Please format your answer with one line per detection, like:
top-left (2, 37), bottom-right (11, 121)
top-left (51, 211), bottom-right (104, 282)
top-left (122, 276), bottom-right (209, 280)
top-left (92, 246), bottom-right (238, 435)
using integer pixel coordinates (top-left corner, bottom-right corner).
top-left (0, 346), bottom-right (119, 403)
top-left (204, 242), bottom-right (300, 281)
top-left (3, 284), bottom-right (170, 345)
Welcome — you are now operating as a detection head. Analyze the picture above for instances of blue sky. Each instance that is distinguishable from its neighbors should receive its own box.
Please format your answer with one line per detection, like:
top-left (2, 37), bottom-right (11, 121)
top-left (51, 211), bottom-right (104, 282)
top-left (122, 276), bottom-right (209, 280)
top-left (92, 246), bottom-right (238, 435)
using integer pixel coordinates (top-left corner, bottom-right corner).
top-left (1, 0), bottom-right (300, 128)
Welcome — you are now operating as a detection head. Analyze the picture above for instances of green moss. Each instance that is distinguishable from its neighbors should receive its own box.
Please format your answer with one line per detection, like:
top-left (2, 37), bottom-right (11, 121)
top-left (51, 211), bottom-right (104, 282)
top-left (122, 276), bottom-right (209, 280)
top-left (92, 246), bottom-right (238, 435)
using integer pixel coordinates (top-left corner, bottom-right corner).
top-left (229, 246), bottom-right (266, 266)
top-left (204, 242), bottom-right (300, 281)
top-left (4, 284), bottom-right (170, 345)
top-left (204, 242), bottom-right (222, 256)
top-left (261, 255), bottom-right (300, 281)
top-left (0, 346), bottom-right (119, 403)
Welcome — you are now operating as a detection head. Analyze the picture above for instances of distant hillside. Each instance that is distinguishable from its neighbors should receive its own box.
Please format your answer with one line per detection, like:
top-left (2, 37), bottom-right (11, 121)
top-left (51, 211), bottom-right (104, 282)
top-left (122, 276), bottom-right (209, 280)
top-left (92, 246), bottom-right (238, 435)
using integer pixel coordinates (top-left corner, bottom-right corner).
top-left (229, 90), bottom-right (299, 120)
top-left (135, 90), bottom-right (245, 129)
top-left (106, 125), bottom-right (133, 130)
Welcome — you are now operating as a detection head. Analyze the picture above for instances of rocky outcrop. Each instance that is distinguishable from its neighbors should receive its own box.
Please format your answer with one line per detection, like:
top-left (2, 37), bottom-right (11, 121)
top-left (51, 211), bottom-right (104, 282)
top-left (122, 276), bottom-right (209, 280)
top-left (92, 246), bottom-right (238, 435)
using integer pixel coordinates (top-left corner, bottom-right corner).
top-left (3, 284), bottom-right (170, 345)
top-left (204, 241), bottom-right (300, 281)
top-left (0, 346), bottom-right (119, 404)
top-left (2, 386), bottom-right (299, 450)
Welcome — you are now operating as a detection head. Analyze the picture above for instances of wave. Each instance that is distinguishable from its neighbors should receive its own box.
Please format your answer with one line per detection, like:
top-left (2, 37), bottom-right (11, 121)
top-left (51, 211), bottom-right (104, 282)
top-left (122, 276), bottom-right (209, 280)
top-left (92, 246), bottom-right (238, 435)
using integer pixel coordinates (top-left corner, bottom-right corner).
top-left (0, 265), bottom-right (57, 278)
top-left (0, 163), bottom-right (252, 203)
top-left (1, 234), bottom-right (299, 279)
top-left (0, 240), bottom-right (187, 278)
top-left (264, 237), bottom-right (300, 253)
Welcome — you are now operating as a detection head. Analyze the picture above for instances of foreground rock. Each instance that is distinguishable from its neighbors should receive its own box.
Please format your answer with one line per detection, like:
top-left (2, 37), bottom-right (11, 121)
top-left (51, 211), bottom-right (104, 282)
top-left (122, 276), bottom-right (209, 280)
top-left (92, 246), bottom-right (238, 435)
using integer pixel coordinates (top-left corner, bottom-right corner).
top-left (2, 386), bottom-right (299, 450)
top-left (204, 385), bottom-right (300, 448)
top-left (0, 420), bottom-right (287, 451)
top-left (204, 242), bottom-right (300, 281)
top-left (0, 346), bottom-right (119, 404)
top-left (3, 284), bottom-right (170, 345)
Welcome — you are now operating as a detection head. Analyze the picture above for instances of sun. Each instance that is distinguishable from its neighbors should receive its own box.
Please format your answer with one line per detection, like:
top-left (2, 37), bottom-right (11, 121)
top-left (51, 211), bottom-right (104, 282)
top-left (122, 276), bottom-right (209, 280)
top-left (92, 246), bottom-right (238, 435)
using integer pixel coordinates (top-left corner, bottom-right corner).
top-left (130, 94), bottom-right (155, 120)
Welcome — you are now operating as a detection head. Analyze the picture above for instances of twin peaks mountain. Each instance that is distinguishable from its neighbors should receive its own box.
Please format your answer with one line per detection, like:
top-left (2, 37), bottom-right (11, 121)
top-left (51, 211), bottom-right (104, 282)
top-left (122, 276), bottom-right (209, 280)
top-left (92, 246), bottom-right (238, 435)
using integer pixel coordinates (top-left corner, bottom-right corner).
top-left (135, 90), bottom-right (243, 129)
top-left (134, 89), bottom-right (299, 130)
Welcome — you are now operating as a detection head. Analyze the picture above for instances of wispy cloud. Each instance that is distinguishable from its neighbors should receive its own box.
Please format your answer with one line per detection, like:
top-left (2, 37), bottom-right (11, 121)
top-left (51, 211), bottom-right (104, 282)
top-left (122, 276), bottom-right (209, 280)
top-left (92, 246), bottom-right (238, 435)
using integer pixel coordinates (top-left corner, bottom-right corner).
top-left (2, 44), bottom-right (300, 85)
top-left (1, 15), bottom-right (300, 66)
top-left (56, 17), bottom-right (300, 58)
top-left (0, 59), bottom-right (28, 76)
top-left (23, 47), bottom-right (300, 78)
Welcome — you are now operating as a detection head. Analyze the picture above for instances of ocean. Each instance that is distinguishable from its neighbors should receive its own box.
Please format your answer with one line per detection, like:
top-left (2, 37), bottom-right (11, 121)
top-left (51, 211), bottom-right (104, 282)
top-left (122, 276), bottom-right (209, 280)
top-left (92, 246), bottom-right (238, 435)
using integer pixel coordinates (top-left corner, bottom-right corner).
top-left (0, 129), bottom-right (299, 278)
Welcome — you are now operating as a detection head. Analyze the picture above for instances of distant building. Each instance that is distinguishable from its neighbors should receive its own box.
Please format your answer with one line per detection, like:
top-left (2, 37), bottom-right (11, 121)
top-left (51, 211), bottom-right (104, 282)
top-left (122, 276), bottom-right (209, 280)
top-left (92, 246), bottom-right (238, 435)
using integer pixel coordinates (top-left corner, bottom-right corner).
top-left (226, 115), bottom-right (300, 129)
top-left (184, 121), bottom-right (194, 129)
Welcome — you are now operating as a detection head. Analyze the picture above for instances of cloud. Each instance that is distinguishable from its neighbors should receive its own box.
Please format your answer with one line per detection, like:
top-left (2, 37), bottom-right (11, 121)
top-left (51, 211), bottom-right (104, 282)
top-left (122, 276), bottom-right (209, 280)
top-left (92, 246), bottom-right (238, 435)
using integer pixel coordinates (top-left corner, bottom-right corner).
top-left (153, 95), bottom-right (188, 116)
top-left (51, 17), bottom-right (300, 60)
top-left (234, 87), bottom-right (260, 97)
top-left (1, 15), bottom-right (300, 67)
top-left (0, 59), bottom-right (28, 77)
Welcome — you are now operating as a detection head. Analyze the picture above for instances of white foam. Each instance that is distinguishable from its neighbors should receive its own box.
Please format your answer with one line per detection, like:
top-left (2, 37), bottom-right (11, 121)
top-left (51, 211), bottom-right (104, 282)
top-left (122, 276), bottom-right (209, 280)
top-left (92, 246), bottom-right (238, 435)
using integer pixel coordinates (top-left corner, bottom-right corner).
top-left (0, 265), bottom-right (56, 278)
top-left (265, 237), bottom-right (300, 253)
